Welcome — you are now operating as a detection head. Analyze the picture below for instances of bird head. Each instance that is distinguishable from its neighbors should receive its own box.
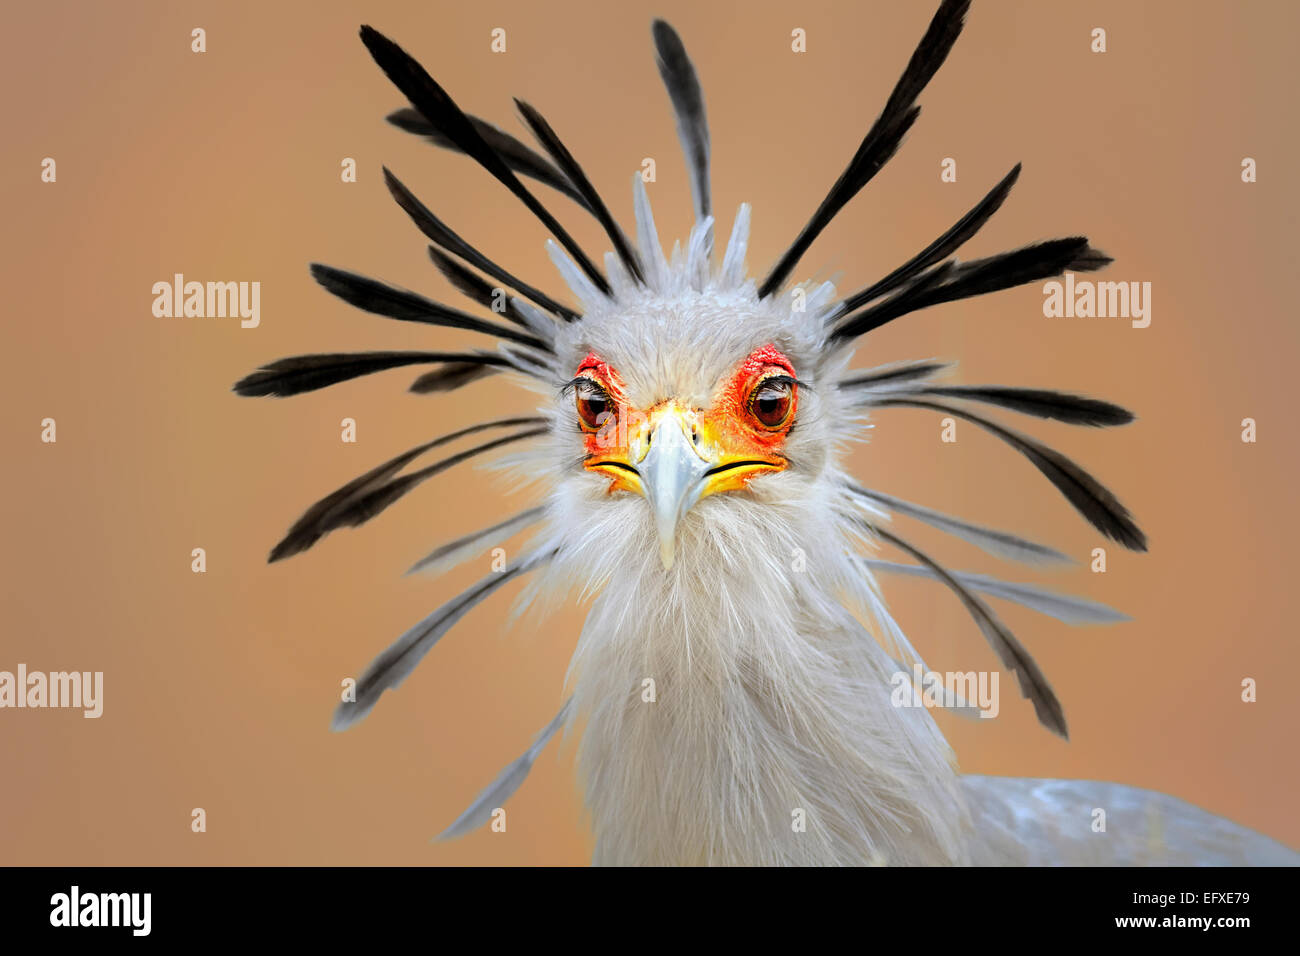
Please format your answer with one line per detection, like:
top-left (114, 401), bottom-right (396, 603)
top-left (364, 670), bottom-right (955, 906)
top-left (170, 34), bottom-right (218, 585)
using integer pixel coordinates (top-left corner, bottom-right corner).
top-left (547, 246), bottom-right (843, 571)
top-left (573, 342), bottom-right (798, 570)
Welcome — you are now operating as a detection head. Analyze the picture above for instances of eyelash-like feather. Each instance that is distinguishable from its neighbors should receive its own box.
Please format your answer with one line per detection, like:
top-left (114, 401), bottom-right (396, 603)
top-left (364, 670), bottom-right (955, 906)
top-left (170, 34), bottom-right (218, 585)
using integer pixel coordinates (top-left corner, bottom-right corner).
top-left (754, 374), bottom-right (801, 394)
top-left (558, 376), bottom-right (611, 401)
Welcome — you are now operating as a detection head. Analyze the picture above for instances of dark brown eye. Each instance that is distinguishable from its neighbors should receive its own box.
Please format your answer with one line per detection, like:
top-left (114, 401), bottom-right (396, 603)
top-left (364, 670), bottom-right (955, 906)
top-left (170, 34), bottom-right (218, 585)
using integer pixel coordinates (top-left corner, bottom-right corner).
top-left (751, 378), bottom-right (794, 429)
top-left (575, 381), bottom-right (612, 431)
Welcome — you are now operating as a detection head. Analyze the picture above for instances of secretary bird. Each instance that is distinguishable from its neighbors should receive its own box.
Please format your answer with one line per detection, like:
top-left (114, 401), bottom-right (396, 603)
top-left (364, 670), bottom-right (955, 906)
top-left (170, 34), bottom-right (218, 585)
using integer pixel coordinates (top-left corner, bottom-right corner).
top-left (236, 0), bottom-right (1297, 865)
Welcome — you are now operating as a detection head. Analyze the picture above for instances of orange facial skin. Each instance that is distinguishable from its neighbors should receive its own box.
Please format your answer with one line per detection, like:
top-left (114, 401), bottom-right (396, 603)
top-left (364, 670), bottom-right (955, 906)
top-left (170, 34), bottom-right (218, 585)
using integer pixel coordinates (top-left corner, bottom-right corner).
top-left (576, 345), bottom-right (799, 498)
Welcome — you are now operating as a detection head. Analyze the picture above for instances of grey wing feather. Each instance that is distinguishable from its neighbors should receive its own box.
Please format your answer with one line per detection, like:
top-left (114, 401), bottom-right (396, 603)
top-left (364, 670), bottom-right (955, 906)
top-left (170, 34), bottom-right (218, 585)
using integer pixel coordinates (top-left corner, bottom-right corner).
top-left (332, 551), bottom-right (553, 731)
top-left (962, 775), bottom-right (1299, 865)
top-left (863, 559), bottom-right (1127, 625)
top-left (851, 486), bottom-right (1070, 565)
top-left (436, 697), bottom-right (573, 841)
top-left (407, 506), bottom-right (545, 576)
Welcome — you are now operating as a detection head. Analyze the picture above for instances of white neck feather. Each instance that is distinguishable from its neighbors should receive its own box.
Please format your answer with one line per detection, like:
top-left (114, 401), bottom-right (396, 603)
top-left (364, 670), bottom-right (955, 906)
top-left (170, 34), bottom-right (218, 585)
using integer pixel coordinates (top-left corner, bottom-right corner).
top-left (553, 489), bottom-right (973, 866)
top-left (530, 189), bottom-right (974, 865)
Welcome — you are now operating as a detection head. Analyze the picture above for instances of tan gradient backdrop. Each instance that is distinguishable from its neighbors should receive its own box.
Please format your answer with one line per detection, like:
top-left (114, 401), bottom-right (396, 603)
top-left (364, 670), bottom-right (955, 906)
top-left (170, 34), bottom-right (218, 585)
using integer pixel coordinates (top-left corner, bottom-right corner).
top-left (1, 0), bottom-right (1296, 865)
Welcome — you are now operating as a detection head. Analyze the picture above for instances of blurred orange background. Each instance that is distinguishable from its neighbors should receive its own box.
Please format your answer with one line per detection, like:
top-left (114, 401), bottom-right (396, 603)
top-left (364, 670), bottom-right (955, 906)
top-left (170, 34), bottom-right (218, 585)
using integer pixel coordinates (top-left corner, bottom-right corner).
top-left (1, 0), bottom-right (1296, 864)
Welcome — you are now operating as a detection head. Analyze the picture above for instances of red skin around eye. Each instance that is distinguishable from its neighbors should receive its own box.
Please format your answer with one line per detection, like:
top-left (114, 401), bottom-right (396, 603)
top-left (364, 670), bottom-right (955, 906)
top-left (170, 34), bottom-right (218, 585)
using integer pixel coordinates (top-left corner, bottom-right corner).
top-left (576, 351), bottom-right (620, 388)
top-left (576, 352), bottom-right (627, 455)
top-left (711, 345), bottom-right (797, 450)
top-left (733, 344), bottom-right (795, 383)
top-left (576, 345), bottom-right (796, 459)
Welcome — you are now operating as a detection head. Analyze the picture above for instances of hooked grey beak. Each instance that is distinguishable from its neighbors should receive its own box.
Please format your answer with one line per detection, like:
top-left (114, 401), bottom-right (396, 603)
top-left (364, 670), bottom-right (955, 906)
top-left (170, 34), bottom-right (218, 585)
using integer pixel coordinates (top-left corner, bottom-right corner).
top-left (638, 413), bottom-right (711, 569)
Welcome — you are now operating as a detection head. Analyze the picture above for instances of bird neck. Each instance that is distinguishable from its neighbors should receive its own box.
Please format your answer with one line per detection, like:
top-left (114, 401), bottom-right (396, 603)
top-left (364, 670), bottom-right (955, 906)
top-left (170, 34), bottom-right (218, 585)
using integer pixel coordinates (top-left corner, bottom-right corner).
top-left (566, 536), bottom-right (972, 865)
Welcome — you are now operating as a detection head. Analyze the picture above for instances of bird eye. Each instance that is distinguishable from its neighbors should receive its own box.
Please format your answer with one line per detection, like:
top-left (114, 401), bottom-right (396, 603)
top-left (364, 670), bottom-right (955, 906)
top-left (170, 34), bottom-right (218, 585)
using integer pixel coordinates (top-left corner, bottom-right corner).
top-left (750, 377), bottom-right (795, 429)
top-left (575, 380), bottom-right (612, 431)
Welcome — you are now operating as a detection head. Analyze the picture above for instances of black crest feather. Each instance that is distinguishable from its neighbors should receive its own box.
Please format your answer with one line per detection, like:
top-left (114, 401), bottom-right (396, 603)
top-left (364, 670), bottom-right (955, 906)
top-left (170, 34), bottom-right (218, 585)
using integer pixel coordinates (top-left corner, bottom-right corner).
top-left (383, 168), bottom-right (578, 322)
top-left (868, 523), bottom-right (1068, 739)
top-left (360, 26), bottom-right (610, 296)
top-left (875, 398), bottom-right (1147, 551)
top-left (425, 246), bottom-right (531, 329)
top-left (309, 263), bottom-right (552, 351)
top-left (386, 107), bottom-right (593, 212)
top-left (652, 19), bottom-right (711, 222)
top-left (235, 351), bottom-right (511, 398)
top-left (759, 0), bottom-right (971, 297)
top-left (831, 238), bottom-right (1110, 341)
top-left (837, 360), bottom-right (951, 391)
top-left (408, 361), bottom-right (500, 394)
top-left (902, 385), bottom-right (1134, 427)
top-left (514, 99), bottom-right (644, 283)
top-left (838, 163), bottom-right (1021, 314)
top-left (268, 419), bottom-right (546, 563)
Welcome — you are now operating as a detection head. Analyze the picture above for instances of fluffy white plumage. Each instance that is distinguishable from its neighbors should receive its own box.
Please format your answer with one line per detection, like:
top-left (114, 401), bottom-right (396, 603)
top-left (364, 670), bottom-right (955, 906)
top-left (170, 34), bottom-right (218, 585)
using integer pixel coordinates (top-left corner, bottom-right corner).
top-left (241, 6), bottom-right (1298, 867)
top-left (498, 189), bottom-right (1289, 866)
top-left (482, 189), bottom-right (1290, 865)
